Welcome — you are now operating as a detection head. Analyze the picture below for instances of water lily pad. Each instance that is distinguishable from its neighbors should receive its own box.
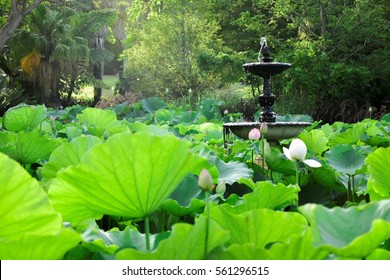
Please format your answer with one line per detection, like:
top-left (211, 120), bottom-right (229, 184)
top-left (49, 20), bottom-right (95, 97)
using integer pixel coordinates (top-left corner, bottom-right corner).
top-left (49, 131), bottom-right (216, 225)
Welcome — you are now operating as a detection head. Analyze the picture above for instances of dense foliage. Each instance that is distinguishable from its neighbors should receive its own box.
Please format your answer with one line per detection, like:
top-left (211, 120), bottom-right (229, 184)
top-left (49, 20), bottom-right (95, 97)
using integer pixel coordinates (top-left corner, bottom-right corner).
top-left (1, 0), bottom-right (389, 121)
top-left (0, 100), bottom-right (389, 260)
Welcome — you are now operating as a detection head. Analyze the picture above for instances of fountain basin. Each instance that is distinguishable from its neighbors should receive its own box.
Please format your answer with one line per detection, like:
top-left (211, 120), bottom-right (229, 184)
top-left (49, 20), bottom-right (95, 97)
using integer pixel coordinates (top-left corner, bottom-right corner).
top-left (223, 122), bottom-right (311, 142)
top-left (243, 62), bottom-right (292, 78)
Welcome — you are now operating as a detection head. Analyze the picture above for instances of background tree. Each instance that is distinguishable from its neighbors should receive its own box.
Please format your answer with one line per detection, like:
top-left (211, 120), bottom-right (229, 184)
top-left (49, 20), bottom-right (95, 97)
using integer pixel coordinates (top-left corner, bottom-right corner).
top-left (120, 0), bottom-right (244, 100)
top-left (0, 0), bottom-right (59, 52)
top-left (4, 4), bottom-right (90, 107)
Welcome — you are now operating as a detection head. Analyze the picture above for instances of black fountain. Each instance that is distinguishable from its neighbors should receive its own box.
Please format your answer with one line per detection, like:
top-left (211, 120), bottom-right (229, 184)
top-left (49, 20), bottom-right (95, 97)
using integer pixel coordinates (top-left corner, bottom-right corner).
top-left (223, 37), bottom-right (311, 143)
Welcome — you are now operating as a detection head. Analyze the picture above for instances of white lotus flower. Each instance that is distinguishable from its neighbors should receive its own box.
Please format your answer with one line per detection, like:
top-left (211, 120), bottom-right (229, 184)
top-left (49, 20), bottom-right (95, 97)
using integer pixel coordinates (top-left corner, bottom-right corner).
top-left (283, 139), bottom-right (322, 168)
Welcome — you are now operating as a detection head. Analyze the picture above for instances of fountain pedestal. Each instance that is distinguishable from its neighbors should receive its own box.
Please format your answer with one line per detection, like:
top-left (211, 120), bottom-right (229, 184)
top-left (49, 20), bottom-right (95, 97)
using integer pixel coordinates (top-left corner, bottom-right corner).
top-left (223, 38), bottom-right (311, 143)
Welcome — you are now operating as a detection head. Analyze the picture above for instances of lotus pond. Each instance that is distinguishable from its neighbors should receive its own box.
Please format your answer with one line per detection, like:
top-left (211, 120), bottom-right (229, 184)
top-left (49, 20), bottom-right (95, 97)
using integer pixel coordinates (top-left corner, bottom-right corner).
top-left (1, 97), bottom-right (389, 260)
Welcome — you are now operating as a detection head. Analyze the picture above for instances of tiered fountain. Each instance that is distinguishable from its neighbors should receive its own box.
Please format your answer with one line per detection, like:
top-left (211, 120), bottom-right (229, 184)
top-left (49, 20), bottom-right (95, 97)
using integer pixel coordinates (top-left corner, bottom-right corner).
top-left (223, 37), bottom-right (311, 143)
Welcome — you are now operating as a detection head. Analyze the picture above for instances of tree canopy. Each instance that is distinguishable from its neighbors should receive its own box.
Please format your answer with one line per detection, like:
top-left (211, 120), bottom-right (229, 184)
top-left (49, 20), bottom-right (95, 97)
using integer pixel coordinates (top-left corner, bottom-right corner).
top-left (1, 0), bottom-right (389, 121)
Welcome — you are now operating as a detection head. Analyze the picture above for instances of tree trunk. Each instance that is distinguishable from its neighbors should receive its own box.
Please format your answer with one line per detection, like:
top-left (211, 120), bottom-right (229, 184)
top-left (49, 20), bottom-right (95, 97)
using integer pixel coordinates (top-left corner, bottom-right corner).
top-left (92, 34), bottom-right (104, 106)
top-left (0, 0), bottom-right (53, 52)
top-left (318, 0), bottom-right (327, 36)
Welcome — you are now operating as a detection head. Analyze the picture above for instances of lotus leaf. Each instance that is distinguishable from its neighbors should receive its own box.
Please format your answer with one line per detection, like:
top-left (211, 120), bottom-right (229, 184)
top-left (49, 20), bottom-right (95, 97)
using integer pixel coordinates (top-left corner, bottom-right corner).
top-left (141, 97), bottom-right (167, 113)
top-left (40, 135), bottom-right (102, 181)
top-left (228, 181), bottom-right (299, 212)
top-left (76, 107), bottom-right (129, 137)
top-left (116, 216), bottom-right (228, 260)
top-left (2, 104), bottom-right (47, 132)
top-left (366, 147), bottom-right (390, 200)
top-left (299, 129), bottom-right (329, 155)
top-left (0, 153), bottom-right (80, 259)
top-left (2, 131), bottom-right (62, 164)
top-left (210, 205), bottom-right (308, 248)
top-left (49, 131), bottom-right (217, 225)
top-left (330, 122), bottom-right (365, 145)
top-left (299, 201), bottom-right (390, 258)
top-left (325, 144), bottom-right (366, 175)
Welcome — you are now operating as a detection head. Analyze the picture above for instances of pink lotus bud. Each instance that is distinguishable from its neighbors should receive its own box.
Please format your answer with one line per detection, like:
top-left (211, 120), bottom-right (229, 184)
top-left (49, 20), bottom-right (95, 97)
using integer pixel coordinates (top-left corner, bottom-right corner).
top-left (260, 122), bottom-right (268, 134)
top-left (198, 168), bottom-right (214, 192)
top-left (248, 128), bottom-right (261, 140)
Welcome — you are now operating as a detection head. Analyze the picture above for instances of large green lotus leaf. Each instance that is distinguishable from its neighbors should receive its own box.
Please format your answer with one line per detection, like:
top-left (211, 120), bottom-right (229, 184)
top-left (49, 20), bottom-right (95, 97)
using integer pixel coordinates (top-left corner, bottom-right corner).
top-left (49, 131), bottom-right (216, 225)
top-left (0, 153), bottom-right (80, 259)
top-left (154, 109), bottom-right (175, 124)
top-left (309, 165), bottom-right (346, 192)
top-left (210, 204), bottom-right (308, 248)
top-left (218, 243), bottom-right (270, 260)
top-left (265, 229), bottom-right (329, 260)
top-left (214, 157), bottom-right (253, 184)
top-left (141, 96), bottom-right (167, 114)
top-left (219, 230), bottom-right (328, 260)
top-left (116, 216), bottom-right (229, 260)
top-left (0, 131), bottom-right (16, 155)
top-left (330, 122), bottom-right (366, 145)
top-left (0, 228), bottom-right (81, 260)
top-left (381, 113), bottom-right (390, 122)
top-left (79, 220), bottom-right (169, 255)
top-left (226, 181), bottom-right (299, 213)
top-left (324, 144), bottom-right (366, 175)
top-left (366, 147), bottom-right (390, 199)
top-left (160, 199), bottom-right (206, 217)
top-left (76, 107), bottom-right (129, 137)
top-left (160, 174), bottom-right (206, 217)
top-left (5, 131), bottom-right (62, 164)
top-left (2, 104), bottom-right (47, 132)
top-left (299, 129), bottom-right (329, 155)
top-left (265, 147), bottom-right (296, 175)
top-left (366, 248), bottom-right (390, 260)
top-left (173, 110), bottom-right (200, 124)
top-left (0, 153), bottom-right (61, 239)
top-left (299, 201), bottom-right (390, 258)
top-left (40, 135), bottom-right (102, 181)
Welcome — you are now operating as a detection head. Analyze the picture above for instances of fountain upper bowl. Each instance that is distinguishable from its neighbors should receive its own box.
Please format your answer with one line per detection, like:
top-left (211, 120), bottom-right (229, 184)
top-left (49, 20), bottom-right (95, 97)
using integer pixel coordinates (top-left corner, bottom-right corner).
top-left (243, 62), bottom-right (292, 78)
top-left (223, 122), bottom-right (311, 142)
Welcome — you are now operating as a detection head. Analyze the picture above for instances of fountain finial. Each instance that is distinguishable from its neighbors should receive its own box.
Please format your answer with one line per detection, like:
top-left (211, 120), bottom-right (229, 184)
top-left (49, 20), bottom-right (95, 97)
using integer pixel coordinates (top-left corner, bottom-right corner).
top-left (258, 36), bottom-right (273, 62)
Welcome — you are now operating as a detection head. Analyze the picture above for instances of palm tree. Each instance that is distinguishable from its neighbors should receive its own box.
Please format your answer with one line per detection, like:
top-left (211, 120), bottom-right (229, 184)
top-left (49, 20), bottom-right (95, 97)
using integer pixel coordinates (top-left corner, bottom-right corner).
top-left (8, 4), bottom-right (89, 107)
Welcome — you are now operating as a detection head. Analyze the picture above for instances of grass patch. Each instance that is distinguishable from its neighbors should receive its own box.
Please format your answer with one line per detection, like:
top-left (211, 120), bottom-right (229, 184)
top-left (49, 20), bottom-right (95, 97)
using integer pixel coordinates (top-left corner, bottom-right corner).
top-left (79, 75), bottom-right (119, 101)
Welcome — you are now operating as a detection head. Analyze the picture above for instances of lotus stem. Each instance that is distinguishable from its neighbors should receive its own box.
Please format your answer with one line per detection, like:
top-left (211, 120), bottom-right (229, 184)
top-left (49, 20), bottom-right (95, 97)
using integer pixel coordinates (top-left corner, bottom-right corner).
top-left (145, 215), bottom-right (151, 251)
top-left (261, 138), bottom-right (266, 178)
top-left (352, 174), bottom-right (355, 203)
top-left (204, 192), bottom-right (210, 259)
top-left (347, 175), bottom-right (351, 202)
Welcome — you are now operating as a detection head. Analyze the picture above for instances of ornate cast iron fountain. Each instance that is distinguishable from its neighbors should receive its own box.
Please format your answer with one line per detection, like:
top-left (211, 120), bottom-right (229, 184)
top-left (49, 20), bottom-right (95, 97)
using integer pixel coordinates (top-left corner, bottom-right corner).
top-left (223, 37), bottom-right (311, 143)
